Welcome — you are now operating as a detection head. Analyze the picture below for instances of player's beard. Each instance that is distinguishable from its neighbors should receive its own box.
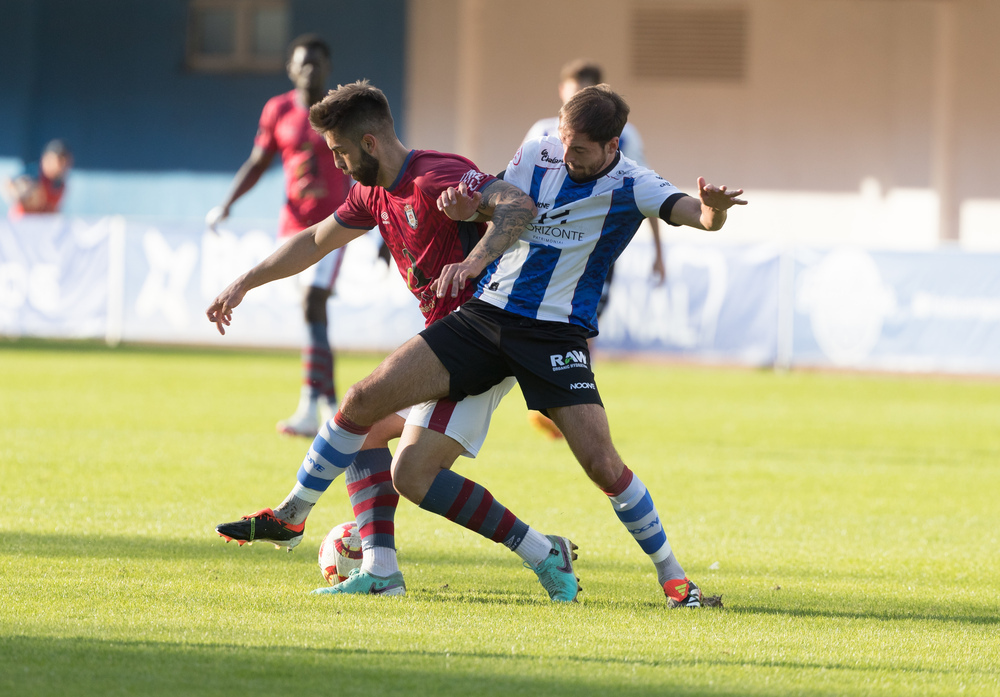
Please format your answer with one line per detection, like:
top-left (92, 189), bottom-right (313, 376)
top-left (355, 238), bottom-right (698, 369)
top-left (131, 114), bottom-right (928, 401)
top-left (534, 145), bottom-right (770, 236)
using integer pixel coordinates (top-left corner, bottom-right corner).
top-left (564, 159), bottom-right (602, 182)
top-left (564, 162), bottom-right (588, 182)
top-left (351, 149), bottom-right (380, 187)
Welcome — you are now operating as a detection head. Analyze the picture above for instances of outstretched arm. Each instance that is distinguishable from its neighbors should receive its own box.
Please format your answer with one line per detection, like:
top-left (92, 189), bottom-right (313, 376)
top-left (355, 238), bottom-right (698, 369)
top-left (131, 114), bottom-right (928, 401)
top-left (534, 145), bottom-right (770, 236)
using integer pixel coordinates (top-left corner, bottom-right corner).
top-left (648, 217), bottom-right (665, 284)
top-left (206, 215), bottom-right (365, 334)
top-left (206, 146), bottom-right (275, 231)
top-left (668, 177), bottom-right (747, 231)
top-left (4, 175), bottom-right (45, 210)
top-left (432, 179), bottom-right (537, 298)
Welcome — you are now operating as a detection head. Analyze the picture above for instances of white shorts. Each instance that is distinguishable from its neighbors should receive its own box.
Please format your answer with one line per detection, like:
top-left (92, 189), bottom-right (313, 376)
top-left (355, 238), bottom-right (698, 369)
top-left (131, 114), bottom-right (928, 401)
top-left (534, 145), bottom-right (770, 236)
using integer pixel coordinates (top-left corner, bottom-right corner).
top-left (398, 376), bottom-right (517, 458)
top-left (297, 247), bottom-right (346, 291)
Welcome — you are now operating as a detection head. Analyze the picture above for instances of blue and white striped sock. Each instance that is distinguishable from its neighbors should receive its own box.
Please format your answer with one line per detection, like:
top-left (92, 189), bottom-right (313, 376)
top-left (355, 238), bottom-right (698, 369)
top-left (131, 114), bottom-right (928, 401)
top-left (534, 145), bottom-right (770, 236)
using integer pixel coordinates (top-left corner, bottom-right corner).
top-left (275, 412), bottom-right (369, 525)
top-left (605, 467), bottom-right (686, 585)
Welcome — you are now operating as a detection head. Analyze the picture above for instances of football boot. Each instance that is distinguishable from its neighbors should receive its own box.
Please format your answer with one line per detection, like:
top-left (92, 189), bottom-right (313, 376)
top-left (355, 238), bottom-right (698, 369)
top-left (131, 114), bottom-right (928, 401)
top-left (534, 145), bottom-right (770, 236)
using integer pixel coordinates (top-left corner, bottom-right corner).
top-left (312, 568), bottom-right (406, 596)
top-left (216, 508), bottom-right (305, 550)
top-left (663, 578), bottom-right (723, 608)
top-left (528, 535), bottom-right (580, 602)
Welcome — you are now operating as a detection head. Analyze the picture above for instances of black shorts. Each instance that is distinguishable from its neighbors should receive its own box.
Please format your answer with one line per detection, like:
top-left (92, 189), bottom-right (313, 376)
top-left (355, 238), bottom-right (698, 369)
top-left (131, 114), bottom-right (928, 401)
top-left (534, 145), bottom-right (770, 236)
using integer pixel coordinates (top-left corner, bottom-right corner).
top-left (419, 298), bottom-right (603, 413)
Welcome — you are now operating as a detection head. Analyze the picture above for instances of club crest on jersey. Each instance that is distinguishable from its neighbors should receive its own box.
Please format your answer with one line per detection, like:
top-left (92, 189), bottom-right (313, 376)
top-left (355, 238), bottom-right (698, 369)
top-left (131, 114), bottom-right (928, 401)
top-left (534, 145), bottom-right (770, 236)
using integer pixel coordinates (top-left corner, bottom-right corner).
top-left (404, 204), bottom-right (418, 230)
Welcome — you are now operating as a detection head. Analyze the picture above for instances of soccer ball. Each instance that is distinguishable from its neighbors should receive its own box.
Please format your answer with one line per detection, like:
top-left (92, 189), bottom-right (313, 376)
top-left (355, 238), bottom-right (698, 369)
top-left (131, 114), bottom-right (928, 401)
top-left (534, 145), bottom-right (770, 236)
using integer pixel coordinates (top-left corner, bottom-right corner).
top-left (318, 521), bottom-right (363, 584)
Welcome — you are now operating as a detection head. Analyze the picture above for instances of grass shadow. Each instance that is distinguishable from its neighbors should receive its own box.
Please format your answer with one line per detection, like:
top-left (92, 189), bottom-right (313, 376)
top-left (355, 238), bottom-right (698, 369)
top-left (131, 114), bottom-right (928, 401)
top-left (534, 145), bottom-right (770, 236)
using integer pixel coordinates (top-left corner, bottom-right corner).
top-left (6, 634), bottom-right (989, 697)
top-left (730, 602), bottom-right (1000, 627)
top-left (0, 531), bottom-right (272, 563)
top-left (1, 634), bottom-right (766, 697)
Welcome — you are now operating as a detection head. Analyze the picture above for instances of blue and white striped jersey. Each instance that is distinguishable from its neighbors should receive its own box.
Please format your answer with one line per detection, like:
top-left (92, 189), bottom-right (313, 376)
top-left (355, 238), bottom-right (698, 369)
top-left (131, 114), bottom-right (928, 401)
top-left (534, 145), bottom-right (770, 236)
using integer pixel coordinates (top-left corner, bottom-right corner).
top-left (474, 136), bottom-right (683, 334)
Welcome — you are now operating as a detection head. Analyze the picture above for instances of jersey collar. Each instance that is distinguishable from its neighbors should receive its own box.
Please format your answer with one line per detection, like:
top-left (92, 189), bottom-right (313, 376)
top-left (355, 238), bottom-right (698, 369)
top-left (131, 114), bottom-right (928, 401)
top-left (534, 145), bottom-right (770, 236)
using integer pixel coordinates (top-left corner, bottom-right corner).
top-left (387, 150), bottom-right (415, 192)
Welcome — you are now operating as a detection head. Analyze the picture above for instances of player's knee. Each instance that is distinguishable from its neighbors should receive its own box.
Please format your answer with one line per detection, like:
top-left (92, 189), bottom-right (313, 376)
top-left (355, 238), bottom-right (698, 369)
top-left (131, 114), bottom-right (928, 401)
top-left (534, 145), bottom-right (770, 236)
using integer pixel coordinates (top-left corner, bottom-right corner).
top-left (303, 287), bottom-right (329, 323)
top-left (391, 442), bottom-right (451, 505)
top-left (389, 467), bottom-right (418, 504)
top-left (390, 459), bottom-right (428, 505)
top-left (579, 453), bottom-right (622, 490)
top-left (303, 302), bottom-right (326, 324)
top-left (340, 382), bottom-right (377, 425)
top-left (304, 306), bottom-right (326, 324)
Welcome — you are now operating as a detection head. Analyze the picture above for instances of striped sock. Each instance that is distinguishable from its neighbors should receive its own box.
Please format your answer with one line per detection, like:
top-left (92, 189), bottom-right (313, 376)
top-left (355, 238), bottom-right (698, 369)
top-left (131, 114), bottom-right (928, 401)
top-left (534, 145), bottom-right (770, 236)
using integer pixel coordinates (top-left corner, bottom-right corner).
top-left (419, 469), bottom-right (529, 552)
top-left (276, 412), bottom-right (370, 524)
top-left (604, 466), bottom-right (686, 584)
top-left (345, 448), bottom-right (400, 576)
top-left (304, 322), bottom-right (335, 402)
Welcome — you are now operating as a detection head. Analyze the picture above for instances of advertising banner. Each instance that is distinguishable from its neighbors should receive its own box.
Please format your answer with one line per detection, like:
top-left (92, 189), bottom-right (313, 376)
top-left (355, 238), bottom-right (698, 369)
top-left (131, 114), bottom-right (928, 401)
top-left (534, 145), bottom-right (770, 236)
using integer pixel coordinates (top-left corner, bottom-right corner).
top-left (4, 216), bottom-right (1000, 376)
top-left (790, 248), bottom-right (1000, 373)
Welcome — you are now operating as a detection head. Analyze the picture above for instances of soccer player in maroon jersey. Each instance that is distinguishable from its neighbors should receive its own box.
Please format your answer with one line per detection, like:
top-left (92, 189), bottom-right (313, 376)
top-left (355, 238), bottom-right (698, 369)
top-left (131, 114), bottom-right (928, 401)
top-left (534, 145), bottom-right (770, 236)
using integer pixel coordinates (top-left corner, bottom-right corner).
top-left (209, 81), bottom-right (579, 600)
top-left (206, 34), bottom-right (352, 438)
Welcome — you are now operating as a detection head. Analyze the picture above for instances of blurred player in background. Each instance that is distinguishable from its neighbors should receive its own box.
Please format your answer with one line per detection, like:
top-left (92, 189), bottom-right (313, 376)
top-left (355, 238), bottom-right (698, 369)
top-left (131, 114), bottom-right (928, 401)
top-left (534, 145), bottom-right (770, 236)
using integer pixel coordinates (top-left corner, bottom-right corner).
top-left (3, 139), bottom-right (73, 219)
top-left (209, 81), bottom-right (581, 602)
top-left (522, 59), bottom-right (665, 439)
top-left (206, 34), bottom-right (352, 438)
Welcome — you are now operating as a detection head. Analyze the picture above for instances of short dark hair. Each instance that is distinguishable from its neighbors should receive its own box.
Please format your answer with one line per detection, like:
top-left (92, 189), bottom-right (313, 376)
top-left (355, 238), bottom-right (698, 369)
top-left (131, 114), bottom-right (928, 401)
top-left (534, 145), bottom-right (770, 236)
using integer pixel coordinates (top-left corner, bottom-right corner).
top-left (560, 59), bottom-right (603, 88)
top-left (43, 139), bottom-right (71, 156)
top-left (309, 80), bottom-right (394, 142)
top-left (559, 84), bottom-right (629, 146)
top-left (287, 33), bottom-right (330, 62)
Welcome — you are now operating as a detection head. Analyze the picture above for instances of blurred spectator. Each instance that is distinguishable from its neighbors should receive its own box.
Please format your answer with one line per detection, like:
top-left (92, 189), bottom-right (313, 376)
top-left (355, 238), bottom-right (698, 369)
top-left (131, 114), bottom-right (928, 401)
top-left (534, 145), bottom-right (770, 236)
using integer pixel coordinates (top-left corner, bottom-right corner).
top-left (3, 139), bottom-right (73, 218)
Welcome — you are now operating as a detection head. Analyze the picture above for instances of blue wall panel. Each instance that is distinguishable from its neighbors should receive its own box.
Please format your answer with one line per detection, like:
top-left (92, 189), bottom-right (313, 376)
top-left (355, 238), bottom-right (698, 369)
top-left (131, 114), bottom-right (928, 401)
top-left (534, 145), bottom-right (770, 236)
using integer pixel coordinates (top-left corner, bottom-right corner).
top-left (1, 0), bottom-right (406, 217)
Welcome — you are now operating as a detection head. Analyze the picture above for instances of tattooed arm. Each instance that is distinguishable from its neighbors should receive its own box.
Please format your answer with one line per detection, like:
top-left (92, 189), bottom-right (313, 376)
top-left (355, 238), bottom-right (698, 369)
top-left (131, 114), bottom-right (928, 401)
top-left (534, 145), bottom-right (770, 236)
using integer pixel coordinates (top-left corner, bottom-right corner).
top-left (432, 179), bottom-right (537, 298)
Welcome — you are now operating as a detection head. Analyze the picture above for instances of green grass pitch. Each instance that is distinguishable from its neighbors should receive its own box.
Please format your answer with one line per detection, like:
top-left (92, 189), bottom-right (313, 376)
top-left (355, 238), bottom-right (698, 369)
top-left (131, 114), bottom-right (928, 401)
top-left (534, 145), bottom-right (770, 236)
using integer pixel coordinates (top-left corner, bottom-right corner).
top-left (1, 339), bottom-right (998, 696)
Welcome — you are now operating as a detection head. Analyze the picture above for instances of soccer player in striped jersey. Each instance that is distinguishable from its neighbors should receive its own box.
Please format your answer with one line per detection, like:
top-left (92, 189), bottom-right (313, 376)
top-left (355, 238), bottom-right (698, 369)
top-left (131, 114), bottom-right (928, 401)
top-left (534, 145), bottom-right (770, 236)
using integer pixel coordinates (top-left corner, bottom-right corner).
top-left (209, 81), bottom-right (580, 601)
top-left (434, 84), bottom-right (743, 606)
top-left (520, 59), bottom-right (665, 440)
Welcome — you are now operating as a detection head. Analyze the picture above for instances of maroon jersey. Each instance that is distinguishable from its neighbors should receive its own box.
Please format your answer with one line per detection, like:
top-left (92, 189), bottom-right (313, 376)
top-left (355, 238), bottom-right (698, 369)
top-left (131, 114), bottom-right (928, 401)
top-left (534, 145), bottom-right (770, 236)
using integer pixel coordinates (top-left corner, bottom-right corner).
top-left (334, 150), bottom-right (495, 326)
top-left (255, 90), bottom-right (351, 238)
top-left (9, 172), bottom-right (65, 218)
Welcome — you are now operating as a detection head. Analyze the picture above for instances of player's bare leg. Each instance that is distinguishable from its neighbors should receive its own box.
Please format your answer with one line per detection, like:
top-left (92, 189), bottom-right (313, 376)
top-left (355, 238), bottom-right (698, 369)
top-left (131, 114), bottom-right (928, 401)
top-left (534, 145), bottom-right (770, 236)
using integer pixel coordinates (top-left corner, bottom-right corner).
top-left (342, 335), bottom-right (452, 427)
top-left (390, 424), bottom-right (466, 504)
top-left (550, 403), bottom-right (721, 607)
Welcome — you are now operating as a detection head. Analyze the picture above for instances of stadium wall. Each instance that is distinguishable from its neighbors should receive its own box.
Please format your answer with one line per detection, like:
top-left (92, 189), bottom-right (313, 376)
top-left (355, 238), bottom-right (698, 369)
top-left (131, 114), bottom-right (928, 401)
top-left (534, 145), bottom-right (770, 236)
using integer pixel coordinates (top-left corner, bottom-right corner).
top-left (5, 1), bottom-right (999, 250)
top-left (406, 0), bottom-right (1000, 251)
top-left (0, 0), bottom-right (406, 221)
